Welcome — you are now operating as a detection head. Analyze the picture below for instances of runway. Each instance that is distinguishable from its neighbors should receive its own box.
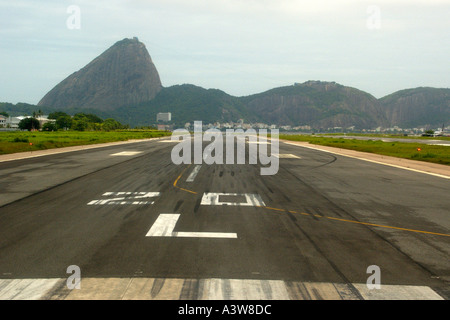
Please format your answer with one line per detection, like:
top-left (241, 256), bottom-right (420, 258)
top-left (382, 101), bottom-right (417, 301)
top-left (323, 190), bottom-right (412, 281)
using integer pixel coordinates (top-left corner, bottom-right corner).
top-left (0, 136), bottom-right (449, 300)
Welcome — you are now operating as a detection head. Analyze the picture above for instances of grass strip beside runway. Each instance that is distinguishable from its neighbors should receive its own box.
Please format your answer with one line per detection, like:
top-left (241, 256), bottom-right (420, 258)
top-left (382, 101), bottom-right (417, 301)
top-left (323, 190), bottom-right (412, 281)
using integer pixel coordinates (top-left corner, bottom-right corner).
top-left (0, 130), bottom-right (172, 155)
top-left (280, 134), bottom-right (450, 166)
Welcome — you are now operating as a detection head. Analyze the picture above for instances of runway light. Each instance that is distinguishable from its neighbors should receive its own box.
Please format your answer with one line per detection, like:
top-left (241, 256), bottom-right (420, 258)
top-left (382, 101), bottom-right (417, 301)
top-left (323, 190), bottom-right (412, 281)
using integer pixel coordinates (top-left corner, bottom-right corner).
top-left (417, 148), bottom-right (421, 151)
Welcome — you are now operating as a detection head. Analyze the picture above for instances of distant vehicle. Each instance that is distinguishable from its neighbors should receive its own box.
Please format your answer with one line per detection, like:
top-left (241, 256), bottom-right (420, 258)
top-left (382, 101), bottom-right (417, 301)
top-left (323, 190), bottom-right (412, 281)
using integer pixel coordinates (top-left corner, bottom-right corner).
top-left (421, 130), bottom-right (434, 137)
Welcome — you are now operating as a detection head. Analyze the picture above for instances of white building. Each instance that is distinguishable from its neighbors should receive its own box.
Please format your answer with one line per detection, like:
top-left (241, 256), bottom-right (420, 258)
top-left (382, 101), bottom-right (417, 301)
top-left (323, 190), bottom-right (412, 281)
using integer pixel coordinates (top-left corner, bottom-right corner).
top-left (0, 115), bottom-right (6, 127)
top-left (157, 112), bottom-right (171, 122)
top-left (8, 116), bottom-right (24, 129)
top-left (2, 116), bottom-right (55, 129)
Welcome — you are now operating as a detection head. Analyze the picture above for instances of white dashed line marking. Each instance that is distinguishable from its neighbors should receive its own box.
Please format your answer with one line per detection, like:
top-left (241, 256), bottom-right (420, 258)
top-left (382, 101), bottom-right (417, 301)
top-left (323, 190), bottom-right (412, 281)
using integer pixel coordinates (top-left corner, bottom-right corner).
top-left (110, 151), bottom-right (143, 156)
top-left (274, 153), bottom-right (301, 159)
top-left (186, 165), bottom-right (202, 182)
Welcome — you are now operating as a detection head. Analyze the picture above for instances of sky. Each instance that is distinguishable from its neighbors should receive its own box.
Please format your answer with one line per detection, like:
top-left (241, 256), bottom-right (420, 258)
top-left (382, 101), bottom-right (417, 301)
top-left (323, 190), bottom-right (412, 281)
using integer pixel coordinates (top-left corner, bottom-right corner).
top-left (0, 0), bottom-right (449, 104)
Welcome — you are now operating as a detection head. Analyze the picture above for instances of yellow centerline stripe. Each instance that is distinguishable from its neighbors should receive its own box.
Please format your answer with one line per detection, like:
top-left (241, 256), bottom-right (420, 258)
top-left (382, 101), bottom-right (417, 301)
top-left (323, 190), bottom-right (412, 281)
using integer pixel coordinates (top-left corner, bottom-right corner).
top-left (173, 165), bottom-right (198, 195)
top-left (258, 206), bottom-right (450, 237)
top-left (324, 216), bottom-right (450, 237)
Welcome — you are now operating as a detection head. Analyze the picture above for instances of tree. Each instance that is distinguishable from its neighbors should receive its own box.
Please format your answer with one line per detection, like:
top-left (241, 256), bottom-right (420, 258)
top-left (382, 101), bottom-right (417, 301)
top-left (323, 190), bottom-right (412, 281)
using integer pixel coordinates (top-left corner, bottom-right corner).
top-left (48, 111), bottom-right (69, 119)
top-left (102, 118), bottom-right (123, 131)
top-left (84, 113), bottom-right (103, 124)
top-left (42, 122), bottom-right (57, 131)
top-left (72, 119), bottom-right (88, 131)
top-left (56, 115), bottom-right (73, 130)
top-left (18, 117), bottom-right (40, 131)
top-left (72, 112), bottom-right (104, 130)
top-left (32, 109), bottom-right (43, 119)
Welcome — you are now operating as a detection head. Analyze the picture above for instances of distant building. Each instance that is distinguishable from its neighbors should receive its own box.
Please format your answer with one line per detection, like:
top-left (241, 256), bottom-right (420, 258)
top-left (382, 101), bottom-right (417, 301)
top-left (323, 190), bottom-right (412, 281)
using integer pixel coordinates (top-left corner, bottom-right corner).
top-left (35, 115), bottom-right (55, 128)
top-left (7, 116), bottom-right (24, 129)
top-left (2, 116), bottom-right (55, 130)
top-left (157, 124), bottom-right (173, 131)
top-left (0, 115), bottom-right (6, 127)
top-left (157, 112), bottom-right (171, 122)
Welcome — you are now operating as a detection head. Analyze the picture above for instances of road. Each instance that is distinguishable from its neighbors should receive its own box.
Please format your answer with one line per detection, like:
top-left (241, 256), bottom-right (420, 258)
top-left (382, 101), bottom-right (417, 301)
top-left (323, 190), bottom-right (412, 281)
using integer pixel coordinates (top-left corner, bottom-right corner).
top-left (0, 136), bottom-right (449, 300)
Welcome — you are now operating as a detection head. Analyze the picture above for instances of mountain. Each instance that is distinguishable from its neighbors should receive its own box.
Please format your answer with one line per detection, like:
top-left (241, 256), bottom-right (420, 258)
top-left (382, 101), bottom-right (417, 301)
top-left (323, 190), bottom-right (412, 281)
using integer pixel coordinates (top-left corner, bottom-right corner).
top-left (37, 37), bottom-right (162, 111)
top-left (86, 81), bottom-right (389, 129)
top-left (17, 38), bottom-right (449, 129)
top-left (6, 83), bottom-right (449, 130)
top-left (380, 87), bottom-right (450, 128)
top-left (107, 84), bottom-right (250, 128)
top-left (240, 81), bottom-right (387, 129)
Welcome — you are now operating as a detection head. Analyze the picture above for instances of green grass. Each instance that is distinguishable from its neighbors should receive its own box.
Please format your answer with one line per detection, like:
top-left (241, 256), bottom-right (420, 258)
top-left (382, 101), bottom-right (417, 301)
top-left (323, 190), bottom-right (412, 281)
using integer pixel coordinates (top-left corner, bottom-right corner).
top-left (317, 133), bottom-right (450, 141)
top-left (0, 130), bottom-right (172, 155)
top-left (280, 134), bottom-right (450, 166)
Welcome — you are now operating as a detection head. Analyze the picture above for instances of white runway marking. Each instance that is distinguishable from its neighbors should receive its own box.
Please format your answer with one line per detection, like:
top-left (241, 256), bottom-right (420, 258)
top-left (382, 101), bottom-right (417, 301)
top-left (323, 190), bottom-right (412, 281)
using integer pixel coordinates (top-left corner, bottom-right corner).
top-left (87, 192), bottom-right (160, 205)
top-left (201, 193), bottom-right (266, 207)
top-left (186, 165), bottom-right (201, 182)
top-left (110, 151), bottom-right (143, 156)
top-left (0, 278), bottom-right (60, 300)
top-left (274, 154), bottom-right (301, 159)
top-left (0, 278), bottom-right (444, 300)
top-left (146, 214), bottom-right (237, 239)
top-left (246, 141), bottom-right (270, 144)
top-left (353, 284), bottom-right (444, 300)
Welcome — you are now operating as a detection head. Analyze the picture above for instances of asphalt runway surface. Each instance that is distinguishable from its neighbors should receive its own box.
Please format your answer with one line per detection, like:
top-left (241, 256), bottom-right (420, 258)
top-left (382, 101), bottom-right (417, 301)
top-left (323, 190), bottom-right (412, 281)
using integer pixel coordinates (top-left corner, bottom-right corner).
top-left (0, 136), bottom-right (449, 300)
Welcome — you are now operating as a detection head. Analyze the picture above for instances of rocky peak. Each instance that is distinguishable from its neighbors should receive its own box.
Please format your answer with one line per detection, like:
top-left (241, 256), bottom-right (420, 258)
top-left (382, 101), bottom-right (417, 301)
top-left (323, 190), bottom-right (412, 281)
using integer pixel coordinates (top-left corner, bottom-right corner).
top-left (38, 37), bottom-right (162, 110)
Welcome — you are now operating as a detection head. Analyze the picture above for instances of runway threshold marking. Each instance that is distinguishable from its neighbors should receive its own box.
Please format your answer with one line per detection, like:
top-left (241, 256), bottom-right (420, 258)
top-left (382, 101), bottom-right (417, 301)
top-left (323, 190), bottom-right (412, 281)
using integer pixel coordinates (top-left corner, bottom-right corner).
top-left (0, 277), bottom-right (443, 300)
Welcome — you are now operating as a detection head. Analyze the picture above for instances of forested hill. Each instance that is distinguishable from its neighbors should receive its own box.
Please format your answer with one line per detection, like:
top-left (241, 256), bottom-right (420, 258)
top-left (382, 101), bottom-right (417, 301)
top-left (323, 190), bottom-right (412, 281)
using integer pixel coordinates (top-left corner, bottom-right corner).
top-left (379, 87), bottom-right (450, 128)
top-left (2, 83), bottom-right (449, 129)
